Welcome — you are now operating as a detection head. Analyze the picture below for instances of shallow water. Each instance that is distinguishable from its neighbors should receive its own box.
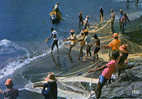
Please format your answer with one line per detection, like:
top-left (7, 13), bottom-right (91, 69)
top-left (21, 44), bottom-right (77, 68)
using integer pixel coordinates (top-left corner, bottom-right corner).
top-left (0, 0), bottom-right (142, 99)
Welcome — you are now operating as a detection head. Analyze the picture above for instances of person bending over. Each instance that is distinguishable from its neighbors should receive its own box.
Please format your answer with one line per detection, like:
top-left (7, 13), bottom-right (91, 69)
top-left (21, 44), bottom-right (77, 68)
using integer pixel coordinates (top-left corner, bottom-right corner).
top-left (88, 51), bottom-right (119, 99)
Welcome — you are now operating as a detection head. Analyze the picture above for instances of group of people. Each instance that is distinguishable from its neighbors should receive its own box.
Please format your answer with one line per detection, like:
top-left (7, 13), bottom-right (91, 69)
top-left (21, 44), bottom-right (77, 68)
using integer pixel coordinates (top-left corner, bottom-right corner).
top-left (42, 31), bottom-right (129, 99)
top-left (0, 74), bottom-right (57, 99)
top-left (89, 33), bottom-right (129, 99)
top-left (64, 29), bottom-right (100, 61)
top-left (119, 9), bottom-right (130, 33)
top-left (46, 26), bottom-right (100, 61)
top-left (110, 8), bottom-right (130, 33)
top-left (0, 2), bottom-right (132, 99)
top-left (43, 6), bottom-right (130, 99)
top-left (47, 8), bottom-right (130, 61)
top-left (99, 7), bottom-right (130, 34)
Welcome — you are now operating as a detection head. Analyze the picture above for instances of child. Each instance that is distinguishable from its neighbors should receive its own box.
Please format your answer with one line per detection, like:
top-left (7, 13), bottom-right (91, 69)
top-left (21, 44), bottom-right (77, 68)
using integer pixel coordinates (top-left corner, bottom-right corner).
top-left (88, 51), bottom-right (119, 99)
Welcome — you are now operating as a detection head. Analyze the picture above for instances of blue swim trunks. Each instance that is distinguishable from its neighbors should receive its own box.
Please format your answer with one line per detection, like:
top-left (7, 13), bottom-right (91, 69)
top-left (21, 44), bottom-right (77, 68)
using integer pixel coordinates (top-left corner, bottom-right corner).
top-left (99, 75), bottom-right (107, 86)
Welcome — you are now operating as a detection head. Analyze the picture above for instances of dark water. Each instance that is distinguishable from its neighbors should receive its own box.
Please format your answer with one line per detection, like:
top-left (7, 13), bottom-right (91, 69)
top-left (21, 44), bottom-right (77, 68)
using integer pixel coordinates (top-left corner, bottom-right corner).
top-left (0, 0), bottom-right (142, 99)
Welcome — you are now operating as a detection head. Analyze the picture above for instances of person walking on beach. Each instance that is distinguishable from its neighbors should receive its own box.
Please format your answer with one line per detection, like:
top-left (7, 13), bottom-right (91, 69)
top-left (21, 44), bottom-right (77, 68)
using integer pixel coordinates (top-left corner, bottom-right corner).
top-left (92, 34), bottom-right (100, 60)
top-left (46, 28), bottom-right (59, 53)
top-left (64, 29), bottom-right (77, 56)
top-left (88, 51), bottom-right (120, 99)
top-left (0, 78), bottom-right (19, 99)
top-left (42, 73), bottom-right (57, 99)
top-left (120, 13), bottom-right (130, 33)
top-left (110, 9), bottom-right (115, 33)
top-left (79, 11), bottom-right (84, 31)
top-left (104, 33), bottom-right (121, 60)
top-left (100, 8), bottom-right (104, 23)
top-left (78, 29), bottom-right (88, 60)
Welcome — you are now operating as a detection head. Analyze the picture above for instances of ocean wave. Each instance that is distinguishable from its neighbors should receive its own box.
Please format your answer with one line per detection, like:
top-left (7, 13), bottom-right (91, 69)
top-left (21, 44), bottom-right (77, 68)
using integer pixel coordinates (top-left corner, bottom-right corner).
top-left (0, 39), bottom-right (29, 56)
top-left (0, 39), bottom-right (64, 79)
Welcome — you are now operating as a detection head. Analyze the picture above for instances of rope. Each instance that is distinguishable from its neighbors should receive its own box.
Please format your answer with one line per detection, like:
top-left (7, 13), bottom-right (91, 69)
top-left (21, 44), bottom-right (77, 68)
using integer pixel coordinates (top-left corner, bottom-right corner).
top-left (58, 60), bottom-right (101, 78)
top-left (57, 76), bottom-right (98, 84)
top-left (89, 19), bottom-right (111, 33)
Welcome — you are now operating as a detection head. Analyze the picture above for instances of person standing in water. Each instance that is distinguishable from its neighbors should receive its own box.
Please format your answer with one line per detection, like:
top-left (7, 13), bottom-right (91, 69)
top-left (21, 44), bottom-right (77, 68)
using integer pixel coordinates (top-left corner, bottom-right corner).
top-left (83, 16), bottom-right (89, 29)
top-left (64, 29), bottom-right (77, 56)
top-left (79, 12), bottom-right (84, 31)
top-left (110, 9), bottom-right (115, 33)
top-left (46, 28), bottom-right (59, 53)
top-left (100, 8), bottom-right (104, 23)
top-left (88, 51), bottom-right (120, 99)
top-left (78, 29), bottom-right (88, 60)
top-left (53, 2), bottom-right (62, 21)
top-left (53, 2), bottom-right (59, 12)
top-left (0, 78), bottom-right (19, 99)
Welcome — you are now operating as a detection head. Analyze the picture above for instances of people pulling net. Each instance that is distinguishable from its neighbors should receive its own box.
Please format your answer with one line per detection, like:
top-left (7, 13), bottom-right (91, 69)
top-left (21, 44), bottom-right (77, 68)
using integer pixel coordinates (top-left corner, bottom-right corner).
top-left (24, 60), bottom-right (105, 99)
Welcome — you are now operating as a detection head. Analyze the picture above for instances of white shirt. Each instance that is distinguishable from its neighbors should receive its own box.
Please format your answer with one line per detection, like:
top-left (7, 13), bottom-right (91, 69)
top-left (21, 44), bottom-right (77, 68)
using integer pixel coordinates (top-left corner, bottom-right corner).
top-left (68, 34), bottom-right (76, 45)
top-left (52, 30), bottom-right (58, 40)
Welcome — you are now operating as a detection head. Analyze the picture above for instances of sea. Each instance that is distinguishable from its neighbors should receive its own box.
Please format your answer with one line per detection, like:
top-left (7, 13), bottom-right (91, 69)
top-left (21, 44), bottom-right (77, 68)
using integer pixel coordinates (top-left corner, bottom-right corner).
top-left (0, 0), bottom-right (142, 99)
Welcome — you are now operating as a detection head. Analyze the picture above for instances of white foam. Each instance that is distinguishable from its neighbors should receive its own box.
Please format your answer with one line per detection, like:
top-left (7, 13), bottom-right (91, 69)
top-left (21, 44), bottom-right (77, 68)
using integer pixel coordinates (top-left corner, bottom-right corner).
top-left (0, 49), bottom-right (48, 79)
top-left (0, 39), bottom-right (11, 47)
top-left (114, 0), bottom-right (137, 2)
top-left (0, 39), bottom-right (64, 79)
top-left (0, 39), bottom-right (29, 56)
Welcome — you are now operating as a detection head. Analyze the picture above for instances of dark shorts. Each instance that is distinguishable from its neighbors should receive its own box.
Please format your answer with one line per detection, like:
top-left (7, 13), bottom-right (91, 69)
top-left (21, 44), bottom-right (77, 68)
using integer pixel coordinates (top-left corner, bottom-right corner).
top-left (86, 45), bottom-right (91, 52)
top-left (51, 40), bottom-right (58, 50)
top-left (119, 53), bottom-right (128, 64)
top-left (94, 47), bottom-right (100, 54)
top-left (99, 75), bottom-right (107, 86)
top-left (109, 50), bottom-right (119, 59)
top-left (70, 44), bottom-right (75, 48)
